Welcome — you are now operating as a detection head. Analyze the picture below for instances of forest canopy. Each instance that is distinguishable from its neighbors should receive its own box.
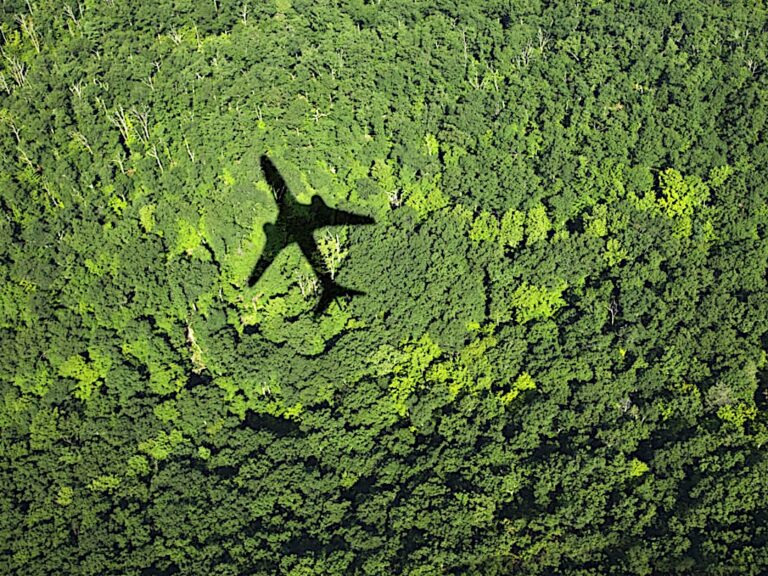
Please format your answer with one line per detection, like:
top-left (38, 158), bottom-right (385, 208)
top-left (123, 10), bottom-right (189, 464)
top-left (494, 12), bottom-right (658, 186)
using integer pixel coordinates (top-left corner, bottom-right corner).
top-left (2, 0), bottom-right (768, 574)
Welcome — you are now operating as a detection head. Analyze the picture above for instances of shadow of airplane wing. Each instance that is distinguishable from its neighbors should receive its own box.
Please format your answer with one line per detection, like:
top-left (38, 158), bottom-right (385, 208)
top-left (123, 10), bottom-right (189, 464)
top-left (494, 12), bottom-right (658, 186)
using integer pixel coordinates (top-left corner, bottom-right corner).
top-left (328, 207), bottom-right (376, 226)
top-left (311, 196), bottom-right (376, 228)
top-left (248, 222), bottom-right (287, 287)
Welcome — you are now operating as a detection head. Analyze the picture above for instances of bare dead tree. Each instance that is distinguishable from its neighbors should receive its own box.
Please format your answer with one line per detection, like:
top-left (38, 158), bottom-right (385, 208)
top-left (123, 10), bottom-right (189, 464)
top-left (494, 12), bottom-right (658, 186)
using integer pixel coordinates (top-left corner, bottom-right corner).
top-left (537, 27), bottom-right (550, 53)
top-left (168, 28), bottom-right (183, 45)
top-left (185, 323), bottom-right (206, 373)
top-left (467, 61), bottom-right (481, 89)
top-left (64, 4), bottom-right (81, 35)
top-left (70, 130), bottom-right (93, 154)
top-left (486, 65), bottom-right (500, 91)
top-left (318, 230), bottom-right (348, 280)
top-left (130, 106), bottom-right (150, 144)
top-left (388, 189), bottom-right (402, 208)
top-left (294, 271), bottom-right (320, 299)
top-left (69, 80), bottom-right (84, 99)
top-left (17, 14), bottom-right (40, 53)
top-left (515, 41), bottom-right (534, 68)
top-left (108, 106), bottom-right (131, 144)
top-left (616, 396), bottom-right (632, 414)
top-left (312, 107), bottom-right (328, 122)
top-left (17, 147), bottom-right (34, 170)
top-left (184, 138), bottom-right (195, 163)
top-left (94, 95), bottom-right (107, 115)
top-left (0, 112), bottom-right (21, 143)
top-left (42, 180), bottom-right (63, 209)
top-left (112, 150), bottom-right (126, 174)
top-left (2, 51), bottom-right (26, 86)
top-left (147, 144), bottom-right (164, 173)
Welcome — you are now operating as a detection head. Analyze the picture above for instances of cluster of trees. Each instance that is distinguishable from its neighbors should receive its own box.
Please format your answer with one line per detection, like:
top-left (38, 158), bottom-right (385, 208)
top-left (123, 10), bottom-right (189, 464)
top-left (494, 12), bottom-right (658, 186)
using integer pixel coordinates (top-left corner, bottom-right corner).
top-left (2, 0), bottom-right (768, 574)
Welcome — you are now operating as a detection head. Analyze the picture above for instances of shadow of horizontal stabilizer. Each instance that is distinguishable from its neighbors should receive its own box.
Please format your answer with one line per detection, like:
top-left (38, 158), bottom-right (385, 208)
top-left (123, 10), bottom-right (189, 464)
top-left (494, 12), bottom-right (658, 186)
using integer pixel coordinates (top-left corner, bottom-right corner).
top-left (314, 281), bottom-right (365, 316)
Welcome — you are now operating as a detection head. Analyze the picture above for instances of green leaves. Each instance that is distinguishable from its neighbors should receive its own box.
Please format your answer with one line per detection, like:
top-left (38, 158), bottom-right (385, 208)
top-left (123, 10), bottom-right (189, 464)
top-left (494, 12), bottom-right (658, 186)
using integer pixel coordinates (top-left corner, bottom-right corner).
top-left (627, 458), bottom-right (650, 478)
top-left (54, 486), bottom-right (74, 507)
top-left (657, 168), bottom-right (709, 219)
top-left (500, 209), bottom-right (526, 249)
top-left (127, 455), bottom-right (150, 477)
top-left (510, 281), bottom-right (567, 324)
top-left (499, 372), bottom-right (537, 406)
top-left (470, 211), bottom-right (500, 243)
top-left (526, 204), bottom-right (552, 244)
top-left (58, 349), bottom-right (112, 401)
top-left (88, 475), bottom-right (122, 493)
top-left (388, 333), bottom-right (442, 417)
top-left (404, 173), bottom-right (448, 220)
top-left (28, 407), bottom-right (58, 450)
top-left (604, 238), bottom-right (627, 266)
top-left (148, 365), bottom-right (184, 396)
top-left (138, 430), bottom-right (185, 462)
top-left (138, 204), bottom-right (157, 233)
top-left (169, 218), bottom-right (207, 260)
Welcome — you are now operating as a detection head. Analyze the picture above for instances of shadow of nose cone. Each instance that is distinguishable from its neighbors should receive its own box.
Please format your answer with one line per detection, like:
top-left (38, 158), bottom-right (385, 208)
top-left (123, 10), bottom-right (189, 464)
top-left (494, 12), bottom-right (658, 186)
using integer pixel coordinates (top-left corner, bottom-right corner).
top-left (260, 154), bottom-right (275, 174)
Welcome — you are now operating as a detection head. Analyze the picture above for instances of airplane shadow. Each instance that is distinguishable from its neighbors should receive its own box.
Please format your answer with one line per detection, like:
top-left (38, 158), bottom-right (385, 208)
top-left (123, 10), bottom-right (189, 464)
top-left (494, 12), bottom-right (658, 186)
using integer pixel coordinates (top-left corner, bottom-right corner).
top-left (248, 155), bottom-right (375, 316)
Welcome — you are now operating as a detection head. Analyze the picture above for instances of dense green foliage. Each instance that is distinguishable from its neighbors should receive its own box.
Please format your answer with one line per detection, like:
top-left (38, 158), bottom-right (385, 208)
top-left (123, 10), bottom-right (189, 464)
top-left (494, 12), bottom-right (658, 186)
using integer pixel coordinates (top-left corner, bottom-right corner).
top-left (2, 0), bottom-right (768, 574)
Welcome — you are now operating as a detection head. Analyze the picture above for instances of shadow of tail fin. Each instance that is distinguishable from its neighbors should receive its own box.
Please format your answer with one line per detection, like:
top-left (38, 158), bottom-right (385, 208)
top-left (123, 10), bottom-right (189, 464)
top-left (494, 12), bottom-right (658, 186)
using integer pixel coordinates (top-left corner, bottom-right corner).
top-left (314, 282), bottom-right (365, 316)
